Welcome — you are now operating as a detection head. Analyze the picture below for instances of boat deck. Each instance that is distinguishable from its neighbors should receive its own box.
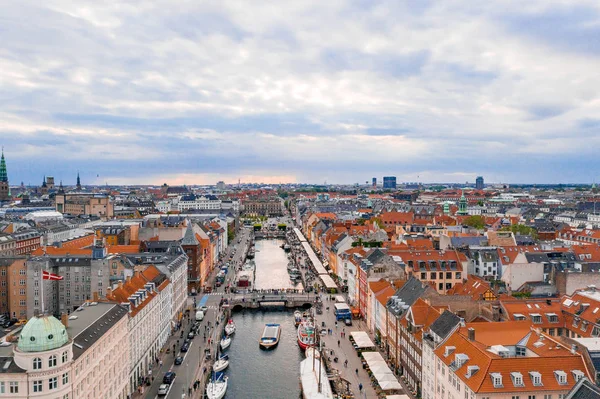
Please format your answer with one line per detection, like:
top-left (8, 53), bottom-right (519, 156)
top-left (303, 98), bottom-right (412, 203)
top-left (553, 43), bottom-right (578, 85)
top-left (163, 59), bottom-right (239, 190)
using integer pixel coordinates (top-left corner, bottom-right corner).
top-left (261, 324), bottom-right (280, 339)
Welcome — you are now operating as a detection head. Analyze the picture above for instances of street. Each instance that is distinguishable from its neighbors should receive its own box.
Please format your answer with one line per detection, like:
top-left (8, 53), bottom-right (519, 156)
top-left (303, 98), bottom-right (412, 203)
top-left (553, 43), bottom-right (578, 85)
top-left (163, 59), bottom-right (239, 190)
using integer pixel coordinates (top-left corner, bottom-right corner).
top-left (143, 225), bottom-right (253, 399)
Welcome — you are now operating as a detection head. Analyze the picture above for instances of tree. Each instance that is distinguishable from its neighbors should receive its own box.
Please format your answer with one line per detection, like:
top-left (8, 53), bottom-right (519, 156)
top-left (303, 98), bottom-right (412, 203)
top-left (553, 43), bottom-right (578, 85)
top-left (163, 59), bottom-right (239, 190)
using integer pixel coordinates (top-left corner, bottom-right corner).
top-left (464, 215), bottom-right (486, 229)
top-left (500, 224), bottom-right (538, 240)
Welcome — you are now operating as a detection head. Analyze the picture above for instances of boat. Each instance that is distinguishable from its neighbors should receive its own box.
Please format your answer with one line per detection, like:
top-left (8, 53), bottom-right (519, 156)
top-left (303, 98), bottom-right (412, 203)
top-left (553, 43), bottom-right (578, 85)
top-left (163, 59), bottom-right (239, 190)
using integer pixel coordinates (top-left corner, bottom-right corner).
top-left (206, 372), bottom-right (228, 399)
top-left (213, 354), bottom-right (229, 372)
top-left (224, 319), bottom-right (236, 336)
top-left (294, 310), bottom-right (303, 327)
top-left (297, 320), bottom-right (316, 350)
top-left (220, 336), bottom-right (231, 350)
top-left (259, 323), bottom-right (281, 349)
top-left (300, 349), bottom-right (333, 399)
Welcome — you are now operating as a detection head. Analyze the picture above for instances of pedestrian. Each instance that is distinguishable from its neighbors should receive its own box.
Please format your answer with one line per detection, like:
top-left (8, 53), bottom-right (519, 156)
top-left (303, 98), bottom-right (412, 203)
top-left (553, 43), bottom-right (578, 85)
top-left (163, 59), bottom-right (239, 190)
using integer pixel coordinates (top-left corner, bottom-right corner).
top-left (355, 368), bottom-right (359, 376)
top-left (344, 359), bottom-right (348, 368)
top-left (359, 383), bottom-right (363, 392)
top-left (338, 339), bottom-right (340, 347)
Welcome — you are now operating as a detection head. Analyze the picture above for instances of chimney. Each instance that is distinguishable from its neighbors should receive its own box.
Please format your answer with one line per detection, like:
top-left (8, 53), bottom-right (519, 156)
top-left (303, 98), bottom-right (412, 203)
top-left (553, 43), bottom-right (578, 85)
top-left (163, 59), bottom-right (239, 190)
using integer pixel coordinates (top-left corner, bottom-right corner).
top-left (61, 313), bottom-right (69, 328)
top-left (468, 327), bottom-right (475, 341)
top-left (118, 280), bottom-right (123, 289)
top-left (93, 291), bottom-right (99, 302)
top-left (106, 287), bottom-right (112, 298)
top-left (571, 344), bottom-right (577, 354)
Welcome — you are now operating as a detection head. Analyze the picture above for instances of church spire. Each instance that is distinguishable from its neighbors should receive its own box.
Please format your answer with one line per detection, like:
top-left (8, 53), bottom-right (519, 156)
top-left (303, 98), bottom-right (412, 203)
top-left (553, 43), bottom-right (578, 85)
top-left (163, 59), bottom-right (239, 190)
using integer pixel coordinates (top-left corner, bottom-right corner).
top-left (0, 148), bottom-right (7, 183)
top-left (76, 171), bottom-right (81, 190)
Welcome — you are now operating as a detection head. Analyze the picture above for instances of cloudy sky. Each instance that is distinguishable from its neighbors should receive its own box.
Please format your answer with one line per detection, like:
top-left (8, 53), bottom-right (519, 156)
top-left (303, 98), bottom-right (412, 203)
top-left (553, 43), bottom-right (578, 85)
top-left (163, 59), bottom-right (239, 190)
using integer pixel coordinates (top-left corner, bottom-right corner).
top-left (2, 1), bottom-right (600, 186)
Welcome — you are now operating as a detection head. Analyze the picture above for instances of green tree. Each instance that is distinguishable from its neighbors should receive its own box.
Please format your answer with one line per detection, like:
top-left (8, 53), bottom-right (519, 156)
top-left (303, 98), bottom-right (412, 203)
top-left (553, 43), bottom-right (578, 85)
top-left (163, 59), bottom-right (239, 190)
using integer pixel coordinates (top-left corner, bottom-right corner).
top-left (464, 215), bottom-right (486, 229)
top-left (500, 224), bottom-right (538, 240)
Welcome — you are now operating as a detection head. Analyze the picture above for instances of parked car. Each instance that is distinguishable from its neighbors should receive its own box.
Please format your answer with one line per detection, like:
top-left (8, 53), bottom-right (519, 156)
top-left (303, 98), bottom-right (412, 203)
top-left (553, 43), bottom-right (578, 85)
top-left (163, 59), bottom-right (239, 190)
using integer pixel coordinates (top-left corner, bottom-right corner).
top-left (187, 331), bottom-right (195, 339)
top-left (163, 372), bottom-right (176, 384)
top-left (174, 356), bottom-right (183, 365)
top-left (344, 318), bottom-right (352, 326)
top-left (181, 342), bottom-right (189, 352)
top-left (158, 384), bottom-right (169, 396)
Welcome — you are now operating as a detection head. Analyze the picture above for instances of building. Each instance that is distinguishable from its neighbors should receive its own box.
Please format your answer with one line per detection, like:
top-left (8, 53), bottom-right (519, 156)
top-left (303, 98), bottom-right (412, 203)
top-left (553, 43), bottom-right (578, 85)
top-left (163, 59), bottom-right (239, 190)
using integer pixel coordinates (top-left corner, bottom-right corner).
top-left (476, 176), bottom-right (484, 190)
top-left (372, 177), bottom-right (377, 188)
top-left (433, 321), bottom-right (592, 399)
top-left (383, 176), bottom-right (397, 190)
top-left (13, 230), bottom-right (43, 255)
top-left (105, 267), bottom-right (171, 394)
top-left (216, 181), bottom-right (226, 190)
top-left (0, 258), bottom-right (28, 319)
top-left (181, 223), bottom-right (202, 293)
top-left (242, 197), bottom-right (283, 216)
top-left (421, 311), bottom-right (461, 399)
top-left (0, 149), bottom-right (9, 202)
top-left (55, 193), bottom-right (114, 218)
top-left (0, 304), bottom-right (130, 399)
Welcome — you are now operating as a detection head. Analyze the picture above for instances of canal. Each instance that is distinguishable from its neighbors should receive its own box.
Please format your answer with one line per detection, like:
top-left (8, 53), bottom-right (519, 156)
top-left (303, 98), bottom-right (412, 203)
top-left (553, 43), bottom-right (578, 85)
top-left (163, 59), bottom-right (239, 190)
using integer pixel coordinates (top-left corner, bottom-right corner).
top-left (253, 239), bottom-right (303, 291)
top-left (225, 239), bottom-right (303, 398)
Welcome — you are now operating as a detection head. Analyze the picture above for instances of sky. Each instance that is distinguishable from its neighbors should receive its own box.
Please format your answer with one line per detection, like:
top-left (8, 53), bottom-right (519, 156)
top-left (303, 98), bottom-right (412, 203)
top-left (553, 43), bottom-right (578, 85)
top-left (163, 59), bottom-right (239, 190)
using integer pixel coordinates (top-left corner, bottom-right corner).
top-left (2, 1), bottom-right (600, 186)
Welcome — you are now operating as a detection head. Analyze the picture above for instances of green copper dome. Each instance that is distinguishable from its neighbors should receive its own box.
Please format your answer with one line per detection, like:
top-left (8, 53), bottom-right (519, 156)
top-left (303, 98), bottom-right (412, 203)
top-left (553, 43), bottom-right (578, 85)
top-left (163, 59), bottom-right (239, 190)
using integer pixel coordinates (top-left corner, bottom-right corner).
top-left (18, 316), bottom-right (69, 352)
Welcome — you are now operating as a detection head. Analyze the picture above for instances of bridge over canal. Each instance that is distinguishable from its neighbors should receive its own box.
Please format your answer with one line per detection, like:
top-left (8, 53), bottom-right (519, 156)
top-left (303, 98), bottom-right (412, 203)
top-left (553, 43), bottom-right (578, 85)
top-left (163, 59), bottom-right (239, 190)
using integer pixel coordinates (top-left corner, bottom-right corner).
top-left (227, 292), bottom-right (316, 310)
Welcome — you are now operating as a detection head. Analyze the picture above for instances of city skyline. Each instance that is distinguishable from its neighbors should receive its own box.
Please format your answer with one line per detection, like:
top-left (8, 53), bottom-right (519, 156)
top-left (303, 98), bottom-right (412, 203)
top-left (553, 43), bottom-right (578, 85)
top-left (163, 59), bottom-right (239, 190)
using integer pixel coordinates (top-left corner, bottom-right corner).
top-left (2, 2), bottom-right (600, 185)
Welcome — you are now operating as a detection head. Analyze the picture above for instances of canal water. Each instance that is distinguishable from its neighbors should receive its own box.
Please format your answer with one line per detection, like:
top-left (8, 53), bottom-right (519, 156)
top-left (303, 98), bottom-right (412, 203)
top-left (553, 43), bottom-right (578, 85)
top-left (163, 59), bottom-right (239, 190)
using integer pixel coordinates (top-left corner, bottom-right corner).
top-left (225, 239), bottom-right (303, 398)
top-left (254, 239), bottom-right (302, 291)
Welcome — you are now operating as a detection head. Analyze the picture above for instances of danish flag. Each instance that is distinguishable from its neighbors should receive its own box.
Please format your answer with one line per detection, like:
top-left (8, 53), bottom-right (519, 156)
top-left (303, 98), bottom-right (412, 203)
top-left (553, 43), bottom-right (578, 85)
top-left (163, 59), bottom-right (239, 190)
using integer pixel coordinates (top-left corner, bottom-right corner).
top-left (42, 270), bottom-right (64, 281)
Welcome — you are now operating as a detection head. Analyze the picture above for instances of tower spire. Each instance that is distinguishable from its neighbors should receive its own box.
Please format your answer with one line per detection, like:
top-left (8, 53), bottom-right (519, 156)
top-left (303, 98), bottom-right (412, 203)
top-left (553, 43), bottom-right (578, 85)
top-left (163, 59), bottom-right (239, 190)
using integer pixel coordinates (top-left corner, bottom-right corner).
top-left (0, 148), bottom-right (7, 183)
top-left (76, 171), bottom-right (81, 190)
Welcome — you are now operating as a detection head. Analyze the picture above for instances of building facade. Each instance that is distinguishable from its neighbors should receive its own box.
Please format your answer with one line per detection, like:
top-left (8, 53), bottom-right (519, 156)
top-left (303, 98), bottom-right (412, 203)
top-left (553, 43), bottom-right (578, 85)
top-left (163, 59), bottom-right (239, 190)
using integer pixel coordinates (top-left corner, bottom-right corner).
top-left (383, 176), bottom-right (397, 189)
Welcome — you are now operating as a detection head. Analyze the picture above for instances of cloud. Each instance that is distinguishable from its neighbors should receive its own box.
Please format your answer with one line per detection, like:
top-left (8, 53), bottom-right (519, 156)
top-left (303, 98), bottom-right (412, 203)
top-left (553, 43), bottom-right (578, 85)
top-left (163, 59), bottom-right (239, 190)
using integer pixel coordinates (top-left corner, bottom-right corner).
top-left (1, 0), bottom-right (599, 185)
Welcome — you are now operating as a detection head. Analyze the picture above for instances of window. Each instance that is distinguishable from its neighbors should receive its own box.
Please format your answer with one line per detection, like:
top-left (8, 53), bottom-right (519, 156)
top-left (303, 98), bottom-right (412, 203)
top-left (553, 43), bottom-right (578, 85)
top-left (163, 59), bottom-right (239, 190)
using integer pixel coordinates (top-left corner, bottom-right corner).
top-left (572, 370), bottom-right (584, 382)
top-left (491, 372), bottom-right (503, 388)
top-left (62, 351), bottom-right (68, 363)
top-left (33, 357), bottom-right (41, 370)
top-left (511, 372), bottom-right (524, 387)
top-left (33, 380), bottom-right (42, 392)
top-left (554, 370), bottom-right (567, 385)
top-left (19, 269), bottom-right (25, 275)
top-left (19, 300), bottom-right (25, 306)
top-left (62, 372), bottom-right (69, 385)
top-left (421, 272), bottom-right (426, 280)
top-left (0, 382), bottom-right (3, 393)
top-left (49, 376), bottom-right (57, 390)
top-left (9, 382), bottom-right (18, 393)
top-left (516, 346), bottom-right (526, 356)
top-left (430, 272), bottom-right (437, 279)
top-left (529, 371), bottom-right (542, 386)
top-left (531, 314), bottom-right (542, 324)
top-left (19, 289), bottom-right (25, 295)
top-left (19, 279), bottom-right (25, 286)
top-left (49, 354), bottom-right (57, 367)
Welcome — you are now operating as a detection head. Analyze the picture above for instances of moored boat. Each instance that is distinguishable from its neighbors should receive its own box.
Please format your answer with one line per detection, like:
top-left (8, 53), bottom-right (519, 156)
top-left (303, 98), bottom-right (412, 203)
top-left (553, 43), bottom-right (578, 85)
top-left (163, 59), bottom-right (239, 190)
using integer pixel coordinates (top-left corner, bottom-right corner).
top-left (259, 323), bottom-right (281, 349)
top-left (206, 373), bottom-right (228, 399)
top-left (220, 336), bottom-right (231, 350)
top-left (213, 354), bottom-right (229, 372)
top-left (297, 320), bottom-right (316, 350)
top-left (224, 319), bottom-right (236, 336)
top-left (294, 310), bottom-right (303, 327)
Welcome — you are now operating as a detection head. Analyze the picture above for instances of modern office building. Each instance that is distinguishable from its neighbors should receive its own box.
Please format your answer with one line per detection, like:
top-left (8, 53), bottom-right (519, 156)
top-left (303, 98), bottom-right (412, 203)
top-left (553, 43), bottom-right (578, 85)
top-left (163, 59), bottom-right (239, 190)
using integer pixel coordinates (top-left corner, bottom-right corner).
top-left (383, 176), bottom-right (397, 189)
top-left (372, 177), bottom-right (377, 188)
top-left (475, 176), bottom-right (484, 190)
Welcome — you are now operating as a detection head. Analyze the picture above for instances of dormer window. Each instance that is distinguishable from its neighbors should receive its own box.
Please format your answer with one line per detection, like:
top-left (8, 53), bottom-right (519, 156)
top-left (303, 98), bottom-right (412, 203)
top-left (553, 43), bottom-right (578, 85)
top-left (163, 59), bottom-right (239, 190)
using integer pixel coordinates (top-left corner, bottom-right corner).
top-left (516, 346), bottom-right (526, 357)
top-left (466, 365), bottom-right (479, 378)
top-left (511, 372), bottom-right (524, 387)
top-left (581, 321), bottom-right (588, 332)
top-left (490, 372), bottom-right (503, 388)
top-left (554, 370), bottom-right (567, 385)
top-left (514, 313), bottom-right (526, 321)
top-left (455, 353), bottom-right (469, 368)
top-left (546, 313), bottom-right (558, 323)
top-left (444, 346), bottom-right (455, 357)
top-left (531, 313), bottom-right (542, 324)
top-left (572, 370), bottom-right (585, 382)
top-left (529, 371), bottom-right (542, 386)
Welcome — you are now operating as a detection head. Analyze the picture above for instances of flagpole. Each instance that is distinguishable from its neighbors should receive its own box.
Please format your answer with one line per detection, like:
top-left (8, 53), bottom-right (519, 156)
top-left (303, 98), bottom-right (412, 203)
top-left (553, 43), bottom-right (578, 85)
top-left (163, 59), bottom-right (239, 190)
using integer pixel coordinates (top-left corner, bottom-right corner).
top-left (41, 269), bottom-right (44, 315)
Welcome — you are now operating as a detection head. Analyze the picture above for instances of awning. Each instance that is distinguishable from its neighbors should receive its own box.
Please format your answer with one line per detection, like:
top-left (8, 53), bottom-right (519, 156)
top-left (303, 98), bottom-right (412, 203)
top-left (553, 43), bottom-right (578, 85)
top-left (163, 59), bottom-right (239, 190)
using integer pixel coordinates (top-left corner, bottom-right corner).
top-left (319, 274), bottom-right (337, 290)
top-left (350, 331), bottom-right (375, 348)
top-left (361, 351), bottom-right (402, 391)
